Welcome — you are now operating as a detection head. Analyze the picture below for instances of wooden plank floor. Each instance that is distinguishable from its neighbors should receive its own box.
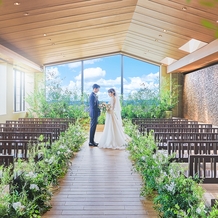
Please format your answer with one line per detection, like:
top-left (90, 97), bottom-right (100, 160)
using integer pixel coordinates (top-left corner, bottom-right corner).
top-left (42, 132), bottom-right (158, 218)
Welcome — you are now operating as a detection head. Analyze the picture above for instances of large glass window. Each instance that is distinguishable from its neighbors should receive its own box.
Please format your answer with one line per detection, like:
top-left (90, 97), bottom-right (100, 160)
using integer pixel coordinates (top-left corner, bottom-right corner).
top-left (14, 69), bottom-right (25, 112)
top-left (45, 55), bottom-right (160, 103)
top-left (83, 55), bottom-right (121, 103)
top-left (46, 61), bottom-right (82, 103)
top-left (123, 56), bottom-right (160, 100)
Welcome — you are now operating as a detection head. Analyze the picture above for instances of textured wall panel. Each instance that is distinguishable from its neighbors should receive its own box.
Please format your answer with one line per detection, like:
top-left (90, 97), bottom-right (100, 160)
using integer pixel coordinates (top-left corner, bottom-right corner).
top-left (183, 65), bottom-right (218, 125)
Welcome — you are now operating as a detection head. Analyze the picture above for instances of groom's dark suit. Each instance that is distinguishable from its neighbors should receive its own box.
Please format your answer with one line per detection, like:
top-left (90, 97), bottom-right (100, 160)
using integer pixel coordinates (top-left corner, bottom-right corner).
top-left (89, 92), bottom-right (100, 144)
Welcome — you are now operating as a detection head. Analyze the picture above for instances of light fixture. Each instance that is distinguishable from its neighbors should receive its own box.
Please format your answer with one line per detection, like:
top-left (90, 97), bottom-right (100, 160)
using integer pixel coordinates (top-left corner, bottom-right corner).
top-left (48, 39), bottom-right (51, 41)
top-left (163, 29), bottom-right (167, 32)
top-left (14, 2), bottom-right (20, 5)
top-left (182, 7), bottom-right (187, 11)
top-left (43, 34), bottom-right (47, 37)
top-left (52, 43), bottom-right (56, 45)
top-left (24, 12), bottom-right (29, 16)
top-left (155, 39), bottom-right (158, 41)
top-left (216, 20), bottom-right (218, 23)
top-left (159, 34), bottom-right (162, 37)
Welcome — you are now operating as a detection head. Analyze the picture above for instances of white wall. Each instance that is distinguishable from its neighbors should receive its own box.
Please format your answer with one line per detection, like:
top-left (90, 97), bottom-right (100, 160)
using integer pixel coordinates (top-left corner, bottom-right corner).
top-left (0, 63), bottom-right (6, 115)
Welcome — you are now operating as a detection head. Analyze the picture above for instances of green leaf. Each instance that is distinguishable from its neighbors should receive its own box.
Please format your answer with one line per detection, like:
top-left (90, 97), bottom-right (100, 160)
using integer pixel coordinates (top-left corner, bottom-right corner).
top-left (201, 19), bottom-right (216, 29)
top-left (200, 0), bottom-right (214, 7)
top-left (215, 30), bottom-right (218, 38)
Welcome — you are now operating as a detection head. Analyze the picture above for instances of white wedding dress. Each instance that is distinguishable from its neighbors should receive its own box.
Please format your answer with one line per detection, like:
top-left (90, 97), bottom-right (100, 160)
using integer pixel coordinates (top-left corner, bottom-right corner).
top-left (98, 96), bottom-right (131, 149)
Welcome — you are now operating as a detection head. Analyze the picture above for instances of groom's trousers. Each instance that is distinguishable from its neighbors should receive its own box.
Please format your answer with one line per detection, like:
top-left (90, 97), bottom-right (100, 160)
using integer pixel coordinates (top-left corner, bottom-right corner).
top-left (89, 116), bottom-right (98, 143)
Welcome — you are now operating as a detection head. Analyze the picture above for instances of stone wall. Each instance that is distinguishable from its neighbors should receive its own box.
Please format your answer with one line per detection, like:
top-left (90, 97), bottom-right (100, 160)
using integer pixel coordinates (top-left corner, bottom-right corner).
top-left (183, 64), bottom-right (218, 125)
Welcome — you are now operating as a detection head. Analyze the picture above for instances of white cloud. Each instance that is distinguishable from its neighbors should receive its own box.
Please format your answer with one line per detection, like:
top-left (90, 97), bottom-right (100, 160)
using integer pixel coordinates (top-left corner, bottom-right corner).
top-left (75, 67), bottom-right (106, 81)
top-left (67, 80), bottom-right (81, 91)
top-left (67, 62), bottom-right (81, 68)
top-left (141, 72), bottom-right (159, 82)
top-left (66, 58), bottom-right (102, 69)
top-left (123, 72), bottom-right (159, 96)
top-left (84, 58), bottom-right (101, 65)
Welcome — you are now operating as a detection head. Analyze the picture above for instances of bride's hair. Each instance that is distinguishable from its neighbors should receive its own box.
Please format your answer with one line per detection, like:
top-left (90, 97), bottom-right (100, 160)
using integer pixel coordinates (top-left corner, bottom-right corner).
top-left (108, 88), bottom-right (116, 96)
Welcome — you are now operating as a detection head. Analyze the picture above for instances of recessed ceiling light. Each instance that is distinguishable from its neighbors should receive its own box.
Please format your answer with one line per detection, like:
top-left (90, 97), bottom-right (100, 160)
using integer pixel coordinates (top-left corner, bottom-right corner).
top-left (14, 2), bottom-right (20, 5)
top-left (163, 29), bottom-right (167, 32)
top-left (182, 7), bottom-right (187, 11)
top-left (24, 12), bottom-right (29, 16)
top-left (216, 20), bottom-right (218, 23)
top-left (159, 34), bottom-right (162, 37)
top-left (43, 34), bottom-right (47, 37)
top-left (48, 39), bottom-right (51, 41)
top-left (155, 39), bottom-right (158, 41)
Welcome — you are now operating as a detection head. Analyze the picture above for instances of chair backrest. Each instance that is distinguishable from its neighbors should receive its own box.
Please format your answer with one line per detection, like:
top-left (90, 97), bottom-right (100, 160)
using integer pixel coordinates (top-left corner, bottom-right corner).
top-left (188, 154), bottom-right (218, 183)
top-left (167, 140), bottom-right (218, 162)
top-left (0, 154), bottom-right (14, 168)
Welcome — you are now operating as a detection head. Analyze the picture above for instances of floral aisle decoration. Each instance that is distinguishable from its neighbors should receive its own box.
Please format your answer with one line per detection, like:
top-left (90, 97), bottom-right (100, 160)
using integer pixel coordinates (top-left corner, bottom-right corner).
top-left (0, 121), bottom-right (87, 218)
top-left (154, 164), bottom-right (208, 218)
top-left (123, 119), bottom-right (218, 217)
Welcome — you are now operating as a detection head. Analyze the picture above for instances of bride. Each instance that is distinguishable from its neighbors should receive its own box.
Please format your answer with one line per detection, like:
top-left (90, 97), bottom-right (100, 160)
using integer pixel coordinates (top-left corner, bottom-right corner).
top-left (98, 88), bottom-right (131, 149)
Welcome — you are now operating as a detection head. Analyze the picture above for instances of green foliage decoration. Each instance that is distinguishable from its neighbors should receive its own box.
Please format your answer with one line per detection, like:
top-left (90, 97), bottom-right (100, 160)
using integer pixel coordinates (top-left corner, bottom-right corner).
top-left (0, 122), bottom-right (87, 217)
top-left (123, 120), bottom-right (218, 217)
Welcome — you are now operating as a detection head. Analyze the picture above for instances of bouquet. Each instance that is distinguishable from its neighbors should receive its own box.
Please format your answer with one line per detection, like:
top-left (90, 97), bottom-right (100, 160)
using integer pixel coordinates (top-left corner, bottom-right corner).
top-left (99, 103), bottom-right (111, 112)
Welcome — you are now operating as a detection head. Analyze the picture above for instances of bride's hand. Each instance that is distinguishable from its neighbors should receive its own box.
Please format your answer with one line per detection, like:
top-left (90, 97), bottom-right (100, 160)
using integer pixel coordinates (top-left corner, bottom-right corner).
top-left (107, 109), bottom-right (113, 114)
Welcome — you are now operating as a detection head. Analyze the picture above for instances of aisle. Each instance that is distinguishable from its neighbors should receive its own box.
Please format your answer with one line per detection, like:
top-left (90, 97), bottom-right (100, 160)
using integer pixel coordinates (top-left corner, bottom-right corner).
top-left (42, 132), bottom-right (157, 218)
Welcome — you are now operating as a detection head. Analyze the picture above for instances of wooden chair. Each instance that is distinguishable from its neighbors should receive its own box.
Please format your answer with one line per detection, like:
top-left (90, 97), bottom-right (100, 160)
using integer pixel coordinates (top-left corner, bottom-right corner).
top-left (139, 124), bottom-right (213, 135)
top-left (188, 154), bottom-right (218, 183)
top-left (167, 140), bottom-right (218, 162)
top-left (0, 155), bottom-right (14, 168)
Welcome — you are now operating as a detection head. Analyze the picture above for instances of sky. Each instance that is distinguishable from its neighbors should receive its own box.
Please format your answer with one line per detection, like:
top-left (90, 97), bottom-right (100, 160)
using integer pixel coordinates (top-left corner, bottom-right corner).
top-left (45, 54), bottom-right (160, 102)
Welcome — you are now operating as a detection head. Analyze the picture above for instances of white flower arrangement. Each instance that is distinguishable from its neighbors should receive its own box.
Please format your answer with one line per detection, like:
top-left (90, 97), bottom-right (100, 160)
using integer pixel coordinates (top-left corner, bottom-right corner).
top-left (99, 103), bottom-right (111, 112)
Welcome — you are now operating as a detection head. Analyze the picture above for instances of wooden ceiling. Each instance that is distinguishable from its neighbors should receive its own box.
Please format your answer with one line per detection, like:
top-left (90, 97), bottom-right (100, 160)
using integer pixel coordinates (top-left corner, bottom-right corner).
top-left (0, 0), bottom-right (217, 72)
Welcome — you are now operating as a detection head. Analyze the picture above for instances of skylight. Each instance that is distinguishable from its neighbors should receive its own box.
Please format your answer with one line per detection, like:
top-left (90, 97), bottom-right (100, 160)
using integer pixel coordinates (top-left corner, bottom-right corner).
top-left (160, 57), bottom-right (177, 65)
top-left (179, 39), bottom-right (208, 53)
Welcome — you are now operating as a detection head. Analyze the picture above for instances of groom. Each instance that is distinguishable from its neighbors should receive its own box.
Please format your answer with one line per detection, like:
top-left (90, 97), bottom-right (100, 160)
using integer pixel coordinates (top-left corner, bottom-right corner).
top-left (89, 84), bottom-right (101, 146)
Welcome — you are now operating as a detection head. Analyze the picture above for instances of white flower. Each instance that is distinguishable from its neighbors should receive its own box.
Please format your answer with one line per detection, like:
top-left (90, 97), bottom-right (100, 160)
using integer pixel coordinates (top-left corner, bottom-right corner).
top-left (196, 207), bottom-right (201, 214)
top-left (165, 182), bottom-right (175, 193)
top-left (26, 172), bottom-right (37, 178)
top-left (44, 157), bottom-right (54, 164)
top-left (30, 184), bottom-right (40, 191)
top-left (141, 156), bottom-right (146, 161)
top-left (196, 203), bottom-right (205, 214)
top-left (12, 202), bottom-right (25, 210)
top-left (57, 151), bottom-right (61, 155)
top-left (59, 145), bottom-right (65, 149)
